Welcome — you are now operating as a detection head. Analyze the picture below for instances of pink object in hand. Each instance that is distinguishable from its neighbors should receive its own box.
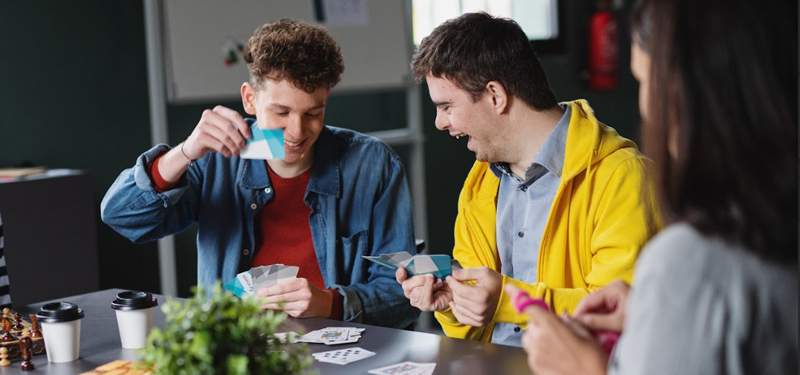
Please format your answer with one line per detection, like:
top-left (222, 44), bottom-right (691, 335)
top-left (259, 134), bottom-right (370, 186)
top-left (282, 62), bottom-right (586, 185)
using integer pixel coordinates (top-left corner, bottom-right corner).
top-left (511, 290), bottom-right (549, 313)
top-left (595, 330), bottom-right (620, 355)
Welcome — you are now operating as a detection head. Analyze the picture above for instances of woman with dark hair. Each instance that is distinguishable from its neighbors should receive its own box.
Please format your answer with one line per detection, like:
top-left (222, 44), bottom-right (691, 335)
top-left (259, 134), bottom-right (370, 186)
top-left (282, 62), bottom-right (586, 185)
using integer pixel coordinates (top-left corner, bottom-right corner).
top-left (510, 0), bottom-right (798, 373)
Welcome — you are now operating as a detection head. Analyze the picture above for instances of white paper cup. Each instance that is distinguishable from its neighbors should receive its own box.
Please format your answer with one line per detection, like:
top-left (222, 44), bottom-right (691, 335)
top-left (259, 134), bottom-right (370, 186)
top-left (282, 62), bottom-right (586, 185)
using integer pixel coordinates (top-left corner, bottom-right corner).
top-left (36, 302), bottom-right (84, 363)
top-left (114, 307), bottom-right (154, 349)
top-left (111, 291), bottom-right (158, 349)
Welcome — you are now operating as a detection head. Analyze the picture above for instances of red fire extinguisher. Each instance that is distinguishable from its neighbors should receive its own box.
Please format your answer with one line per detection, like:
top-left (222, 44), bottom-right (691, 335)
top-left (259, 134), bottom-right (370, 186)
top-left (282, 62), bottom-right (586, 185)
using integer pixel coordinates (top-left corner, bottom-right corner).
top-left (587, 0), bottom-right (619, 90)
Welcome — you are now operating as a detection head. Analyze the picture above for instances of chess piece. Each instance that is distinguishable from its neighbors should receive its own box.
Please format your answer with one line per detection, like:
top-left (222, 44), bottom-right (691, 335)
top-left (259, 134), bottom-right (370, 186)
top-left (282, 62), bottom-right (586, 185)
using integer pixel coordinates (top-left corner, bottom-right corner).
top-left (19, 336), bottom-right (34, 371)
top-left (1, 318), bottom-right (13, 343)
top-left (11, 313), bottom-right (24, 331)
top-left (0, 347), bottom-right (9, 367)
top-left (1, 308), bottom-right (8, 319)
top-left (28, 315), bottom-right (42, 339)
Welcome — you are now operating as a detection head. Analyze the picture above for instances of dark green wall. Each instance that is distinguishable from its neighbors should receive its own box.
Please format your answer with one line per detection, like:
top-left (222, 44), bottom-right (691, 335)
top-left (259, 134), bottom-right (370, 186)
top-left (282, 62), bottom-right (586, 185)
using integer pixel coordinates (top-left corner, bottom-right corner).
top-left (0, 1), bottom-right (640, 297)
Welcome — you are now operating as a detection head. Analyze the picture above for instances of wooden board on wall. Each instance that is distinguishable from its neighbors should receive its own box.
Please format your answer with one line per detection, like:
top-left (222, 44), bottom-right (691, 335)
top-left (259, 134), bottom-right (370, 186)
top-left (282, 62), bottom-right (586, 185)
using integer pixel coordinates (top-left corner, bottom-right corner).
top-left (162, 0), bottom-right (412, 103)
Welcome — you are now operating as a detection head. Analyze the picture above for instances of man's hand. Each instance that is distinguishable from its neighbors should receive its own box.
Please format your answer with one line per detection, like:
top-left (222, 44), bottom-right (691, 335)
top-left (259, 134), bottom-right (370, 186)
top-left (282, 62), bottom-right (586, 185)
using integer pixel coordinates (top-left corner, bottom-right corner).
top-left (395, 268), bottom-right (453, 312)
top-left (573, 280), bottom-right (630, 332)
top-left (506, 284), bottom-right (608, 375)
top-left (257, 278), bottom-right (333, 318)
top-left (445, 267), bottom-right (503, 327)
top-left (183, 105), bottom-right (252, 159)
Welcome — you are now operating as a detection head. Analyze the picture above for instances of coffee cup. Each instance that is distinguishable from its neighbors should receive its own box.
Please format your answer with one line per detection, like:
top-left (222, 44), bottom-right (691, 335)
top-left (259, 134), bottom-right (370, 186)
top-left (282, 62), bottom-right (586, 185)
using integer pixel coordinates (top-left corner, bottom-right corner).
top-left (111, 291), bottom-right (158, 349)
top-left (35, 302), bottom-right (84, 362)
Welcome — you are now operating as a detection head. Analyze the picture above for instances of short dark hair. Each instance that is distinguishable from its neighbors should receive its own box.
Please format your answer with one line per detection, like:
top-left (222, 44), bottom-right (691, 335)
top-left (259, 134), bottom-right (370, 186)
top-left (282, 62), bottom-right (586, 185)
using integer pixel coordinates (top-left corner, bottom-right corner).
top-left (632, 0), bottom-right (798, 262)
top-left (243, 19), bottom-right (344, 92)
top-left (411, 12), bottom-right (558, 110)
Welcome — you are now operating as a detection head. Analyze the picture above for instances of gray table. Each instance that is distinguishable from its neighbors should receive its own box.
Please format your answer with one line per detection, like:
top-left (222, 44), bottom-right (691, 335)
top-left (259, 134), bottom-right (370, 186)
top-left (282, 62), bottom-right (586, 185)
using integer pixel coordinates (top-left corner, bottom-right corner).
top-left (7, 289), bottom-right (531, 374)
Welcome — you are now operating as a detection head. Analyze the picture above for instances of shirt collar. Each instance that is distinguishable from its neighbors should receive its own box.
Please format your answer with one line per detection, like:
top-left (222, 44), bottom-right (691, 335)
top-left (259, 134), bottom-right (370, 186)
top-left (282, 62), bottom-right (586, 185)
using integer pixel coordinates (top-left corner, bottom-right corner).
top-left (490, 103), bottom-right (571, 183)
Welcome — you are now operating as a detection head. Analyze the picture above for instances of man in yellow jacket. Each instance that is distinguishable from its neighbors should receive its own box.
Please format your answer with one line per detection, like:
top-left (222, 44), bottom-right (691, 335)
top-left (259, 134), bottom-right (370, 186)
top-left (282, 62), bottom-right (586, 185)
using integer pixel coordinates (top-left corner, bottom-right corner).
top-left (397, 12), bottom-right (660, 346)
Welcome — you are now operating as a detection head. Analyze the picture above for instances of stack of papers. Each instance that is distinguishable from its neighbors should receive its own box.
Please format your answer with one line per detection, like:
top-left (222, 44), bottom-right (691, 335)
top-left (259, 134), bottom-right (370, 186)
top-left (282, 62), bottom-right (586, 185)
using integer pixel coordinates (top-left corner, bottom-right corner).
top-left (298, 327), bottom-right (365, 345)
top-left (368, 361), bottom-right (436, 375)
top-left (363, 251), bottom-right (461, 279)
top-left (224, 264), bottom-right (299, 298)
top-left (313, 347), bottom-right (376, 365)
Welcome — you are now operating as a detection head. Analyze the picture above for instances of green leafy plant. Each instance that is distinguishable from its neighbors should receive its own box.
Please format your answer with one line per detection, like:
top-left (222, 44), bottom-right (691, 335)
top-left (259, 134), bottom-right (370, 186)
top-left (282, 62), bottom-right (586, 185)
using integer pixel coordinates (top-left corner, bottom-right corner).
top-left (139, 283), bottom-right (312, 375)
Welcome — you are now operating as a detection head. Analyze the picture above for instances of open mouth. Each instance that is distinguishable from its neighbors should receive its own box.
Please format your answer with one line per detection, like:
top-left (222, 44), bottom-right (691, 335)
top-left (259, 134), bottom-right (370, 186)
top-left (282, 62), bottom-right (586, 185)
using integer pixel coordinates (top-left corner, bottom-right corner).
top-left (284, 139), bottom-right (302, 147)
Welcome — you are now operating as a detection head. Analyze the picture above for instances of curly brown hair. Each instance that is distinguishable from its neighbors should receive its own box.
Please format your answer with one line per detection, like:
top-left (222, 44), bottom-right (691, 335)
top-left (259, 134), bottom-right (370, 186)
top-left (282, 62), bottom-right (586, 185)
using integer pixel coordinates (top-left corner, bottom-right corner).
top-left (243, 19), bottom-right (344, 92)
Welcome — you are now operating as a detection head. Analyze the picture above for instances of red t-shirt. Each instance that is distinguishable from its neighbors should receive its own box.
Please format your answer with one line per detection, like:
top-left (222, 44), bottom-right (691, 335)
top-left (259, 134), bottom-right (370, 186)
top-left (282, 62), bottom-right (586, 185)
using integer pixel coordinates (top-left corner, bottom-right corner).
top-left (148, 155), bottom-right (343, 319)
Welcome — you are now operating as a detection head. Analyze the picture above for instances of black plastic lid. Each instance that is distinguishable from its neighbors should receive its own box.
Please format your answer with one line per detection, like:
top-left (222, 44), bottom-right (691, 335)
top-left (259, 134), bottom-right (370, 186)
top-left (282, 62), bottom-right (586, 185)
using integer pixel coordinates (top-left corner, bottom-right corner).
top-left (111, 291), bottom-right (158, 311)
top-left (36, 302), bottom-right (84, 323)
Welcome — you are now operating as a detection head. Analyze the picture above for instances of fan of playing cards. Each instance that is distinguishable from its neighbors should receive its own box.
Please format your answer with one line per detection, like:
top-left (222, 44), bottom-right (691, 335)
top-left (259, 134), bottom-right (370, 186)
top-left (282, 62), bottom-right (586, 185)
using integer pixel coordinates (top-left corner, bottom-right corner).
top-left (223, 264), bottom-right (299, 298)
top-left (363, 251), bottom-right (461, 280)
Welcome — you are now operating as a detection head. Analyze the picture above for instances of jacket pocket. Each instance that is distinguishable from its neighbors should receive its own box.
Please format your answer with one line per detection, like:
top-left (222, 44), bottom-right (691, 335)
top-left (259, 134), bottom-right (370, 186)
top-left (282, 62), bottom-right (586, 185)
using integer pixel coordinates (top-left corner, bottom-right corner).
top-left (337, 229), bottom-right (369, 282)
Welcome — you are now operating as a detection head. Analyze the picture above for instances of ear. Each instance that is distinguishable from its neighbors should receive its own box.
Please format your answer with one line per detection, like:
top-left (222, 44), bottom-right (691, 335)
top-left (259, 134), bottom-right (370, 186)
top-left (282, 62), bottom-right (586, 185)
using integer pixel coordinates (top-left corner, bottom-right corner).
top-left (485, 81), bottom-right (508, 114)
top-left (241, 82), bottom-right (257, 115)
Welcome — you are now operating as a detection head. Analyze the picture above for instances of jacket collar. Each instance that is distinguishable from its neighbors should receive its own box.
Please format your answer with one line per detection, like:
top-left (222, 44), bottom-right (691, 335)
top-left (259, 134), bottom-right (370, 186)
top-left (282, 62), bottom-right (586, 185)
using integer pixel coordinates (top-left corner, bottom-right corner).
top-left (239, 125), bottom-right (341, 198)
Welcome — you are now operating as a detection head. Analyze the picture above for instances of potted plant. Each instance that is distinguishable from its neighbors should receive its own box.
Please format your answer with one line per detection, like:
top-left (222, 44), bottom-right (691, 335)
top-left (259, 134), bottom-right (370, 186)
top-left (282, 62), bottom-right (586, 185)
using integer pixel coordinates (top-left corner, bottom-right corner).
top-left (139, 283), bottom-right (312, 375)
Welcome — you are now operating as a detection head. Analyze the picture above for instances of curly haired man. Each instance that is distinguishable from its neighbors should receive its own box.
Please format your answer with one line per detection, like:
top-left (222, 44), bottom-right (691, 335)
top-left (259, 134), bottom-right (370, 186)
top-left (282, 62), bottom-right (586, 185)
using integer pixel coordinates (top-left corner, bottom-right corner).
top-left (102, 19), bottom-right (419, 328)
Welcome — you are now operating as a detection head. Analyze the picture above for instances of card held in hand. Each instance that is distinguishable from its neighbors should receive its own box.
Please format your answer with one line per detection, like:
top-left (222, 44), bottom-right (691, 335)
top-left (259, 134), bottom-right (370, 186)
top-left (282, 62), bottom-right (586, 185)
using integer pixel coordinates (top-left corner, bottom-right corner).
top-left (363, 251), bottom-right (461, 280)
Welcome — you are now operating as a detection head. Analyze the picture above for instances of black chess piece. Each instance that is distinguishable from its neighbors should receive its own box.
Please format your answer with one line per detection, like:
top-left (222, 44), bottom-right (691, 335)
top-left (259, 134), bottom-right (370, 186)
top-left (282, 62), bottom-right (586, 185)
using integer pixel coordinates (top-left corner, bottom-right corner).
top-left (19, 336), bottom-right (35, 371)
top-left (1, 318), bottom-right (14, 343)
top-left (28, 315), bottom-right (42, 340)
top-left (11, 313), bottom-right (24, 332)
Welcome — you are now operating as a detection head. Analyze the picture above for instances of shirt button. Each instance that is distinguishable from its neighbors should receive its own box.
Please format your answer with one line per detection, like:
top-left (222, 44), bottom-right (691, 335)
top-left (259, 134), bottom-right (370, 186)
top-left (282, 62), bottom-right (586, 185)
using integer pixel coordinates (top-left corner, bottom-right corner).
top-left (517, 231), bottom-right (524, 238)
top-left (243, 249), bottom-right (249, 256)
top-left (520, 186), bottom-right (528, 192)
top-left (264, 187), bottom-right (272, 194)
top-left (514, 326), bottom-right (521, 333)
top-left (250, 203), bottom-right (257, 210)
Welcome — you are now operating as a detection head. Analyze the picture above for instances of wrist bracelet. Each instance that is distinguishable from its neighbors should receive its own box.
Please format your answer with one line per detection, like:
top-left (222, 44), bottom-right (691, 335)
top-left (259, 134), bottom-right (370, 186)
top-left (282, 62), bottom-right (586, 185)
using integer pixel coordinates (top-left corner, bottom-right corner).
top-left (180, 142), bottom-right (194, 167)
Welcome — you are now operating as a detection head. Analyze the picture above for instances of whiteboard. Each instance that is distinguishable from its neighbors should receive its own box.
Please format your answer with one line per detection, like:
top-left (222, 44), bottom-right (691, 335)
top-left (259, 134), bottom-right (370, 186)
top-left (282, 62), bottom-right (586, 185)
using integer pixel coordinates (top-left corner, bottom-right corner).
top-left (162, 0), bottom-right (413, 103)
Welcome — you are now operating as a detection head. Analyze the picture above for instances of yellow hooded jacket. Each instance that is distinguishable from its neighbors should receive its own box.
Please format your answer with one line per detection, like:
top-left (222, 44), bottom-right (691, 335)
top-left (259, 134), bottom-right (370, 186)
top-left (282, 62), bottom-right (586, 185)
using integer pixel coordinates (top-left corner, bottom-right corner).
top-left (435, 100), bottom-right (661, 342)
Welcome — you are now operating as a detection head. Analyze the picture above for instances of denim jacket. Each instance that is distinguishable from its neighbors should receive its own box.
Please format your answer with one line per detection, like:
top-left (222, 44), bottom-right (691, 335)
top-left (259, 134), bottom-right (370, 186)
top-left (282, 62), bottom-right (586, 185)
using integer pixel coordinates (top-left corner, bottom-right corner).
top-left (101, 124), bottom-right (419, 329)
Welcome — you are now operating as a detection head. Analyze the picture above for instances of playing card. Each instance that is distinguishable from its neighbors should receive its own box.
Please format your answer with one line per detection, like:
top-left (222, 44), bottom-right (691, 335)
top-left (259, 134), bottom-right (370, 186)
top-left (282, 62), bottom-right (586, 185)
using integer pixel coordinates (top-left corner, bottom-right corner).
top-left (240, 124), bottom-right (285, 160)
top-left (236, 272), bottom-right (254, 296)
top-left (364, 251), bottom-right (459, 279)
top-left (368, 361), bottom-right (436, 375)
top-left (298, 327), bottom-right (365, 344)
top-left (313, 347), bottom-right (376, 365)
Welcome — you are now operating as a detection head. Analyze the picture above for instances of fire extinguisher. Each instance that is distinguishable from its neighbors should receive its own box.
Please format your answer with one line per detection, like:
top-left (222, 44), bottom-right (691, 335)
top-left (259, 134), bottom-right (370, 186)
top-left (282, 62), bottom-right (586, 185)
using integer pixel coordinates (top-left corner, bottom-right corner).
top-left (587, 0), bottom-right (619, 90)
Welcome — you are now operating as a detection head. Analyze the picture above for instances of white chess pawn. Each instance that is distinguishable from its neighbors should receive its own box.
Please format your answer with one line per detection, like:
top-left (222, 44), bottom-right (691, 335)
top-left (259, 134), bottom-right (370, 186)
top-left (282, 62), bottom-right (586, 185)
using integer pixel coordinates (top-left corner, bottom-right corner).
top-left (0, 346), bottom-right (10, 367)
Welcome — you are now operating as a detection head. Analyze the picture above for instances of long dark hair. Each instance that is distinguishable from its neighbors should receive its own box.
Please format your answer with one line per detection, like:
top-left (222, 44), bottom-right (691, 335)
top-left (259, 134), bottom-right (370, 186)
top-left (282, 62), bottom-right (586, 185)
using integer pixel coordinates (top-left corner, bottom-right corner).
top-left (632, 0), bottom-right (798, 262)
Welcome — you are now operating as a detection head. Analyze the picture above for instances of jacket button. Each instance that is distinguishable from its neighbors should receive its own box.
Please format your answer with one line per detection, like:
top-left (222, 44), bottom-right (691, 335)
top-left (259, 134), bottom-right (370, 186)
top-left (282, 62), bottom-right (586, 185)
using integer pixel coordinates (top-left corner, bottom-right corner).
top-left (243, 249), bottom-right (249, 256)
top-left (520, 185), bottom-right (528, 192)
top-left (517, 231), bottom-right (524, 238)
top-left (250, 203), bottom-right (257, 210)
top-left (514, 326), bottom-right (521, 333)
top-left (264, 187), bottom-right (272, 194)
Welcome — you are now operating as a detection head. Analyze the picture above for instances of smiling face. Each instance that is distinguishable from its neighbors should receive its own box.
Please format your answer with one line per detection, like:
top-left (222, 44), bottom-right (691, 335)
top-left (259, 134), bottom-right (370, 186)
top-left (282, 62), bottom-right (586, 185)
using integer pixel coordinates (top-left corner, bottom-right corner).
top-left (426, 75), bottom-right (505, 163)
top-left (241, 78), bottom-right (329, 176)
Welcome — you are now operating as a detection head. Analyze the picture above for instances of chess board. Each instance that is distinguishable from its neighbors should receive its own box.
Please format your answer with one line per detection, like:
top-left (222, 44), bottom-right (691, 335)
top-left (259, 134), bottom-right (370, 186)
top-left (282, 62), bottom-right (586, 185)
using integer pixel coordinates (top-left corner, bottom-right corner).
top-left (0, 309), bottom-right (45, 360)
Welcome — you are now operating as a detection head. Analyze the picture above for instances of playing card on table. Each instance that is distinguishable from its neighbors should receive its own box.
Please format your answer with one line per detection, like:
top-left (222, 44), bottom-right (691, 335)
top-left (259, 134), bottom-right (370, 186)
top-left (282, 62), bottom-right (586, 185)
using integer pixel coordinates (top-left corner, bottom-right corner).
top-left (368, 361), bottom-right (436, 375)
top-left (313, 347), bottom-right (376, 365)
top-left (298, 327), bottom-right (365, 345)
top-left (363, 251), bottom-right (461, 279)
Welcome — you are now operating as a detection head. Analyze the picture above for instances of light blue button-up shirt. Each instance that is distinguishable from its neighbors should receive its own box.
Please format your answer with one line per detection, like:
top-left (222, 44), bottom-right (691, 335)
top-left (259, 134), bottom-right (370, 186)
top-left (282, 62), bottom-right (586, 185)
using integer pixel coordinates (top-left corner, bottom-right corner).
top-left (101, 121), bottom-right (419, 329)
top-left (490, 104), bottom-right (571, 346)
